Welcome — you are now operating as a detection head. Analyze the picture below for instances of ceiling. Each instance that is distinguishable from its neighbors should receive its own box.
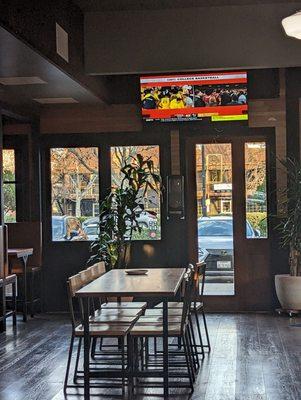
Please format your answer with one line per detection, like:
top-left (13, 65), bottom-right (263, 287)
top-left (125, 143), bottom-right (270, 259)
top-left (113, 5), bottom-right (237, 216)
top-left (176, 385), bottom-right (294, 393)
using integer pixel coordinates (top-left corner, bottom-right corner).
top-left (0, 26), bottom-right (104, 118)
top-left (74, 0), bottom-right (300, 12)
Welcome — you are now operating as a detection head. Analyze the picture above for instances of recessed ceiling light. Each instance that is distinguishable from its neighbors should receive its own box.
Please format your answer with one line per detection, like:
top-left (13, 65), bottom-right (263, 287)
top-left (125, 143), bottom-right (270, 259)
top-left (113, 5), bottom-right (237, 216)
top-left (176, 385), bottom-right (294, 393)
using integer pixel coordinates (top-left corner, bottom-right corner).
top-left (0, 77), bottom-right (47, 85)
top-left (33, 97), bottom-right (79, 104)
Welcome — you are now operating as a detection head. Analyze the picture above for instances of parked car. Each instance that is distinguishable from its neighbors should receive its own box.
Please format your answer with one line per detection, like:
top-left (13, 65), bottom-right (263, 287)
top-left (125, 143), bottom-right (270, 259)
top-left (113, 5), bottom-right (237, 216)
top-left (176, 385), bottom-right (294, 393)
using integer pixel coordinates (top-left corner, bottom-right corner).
top-left (82, 209), bottom-right (158, 232)
top-left (52, 216), bottom-right (87, 241)
top-left (198, 216), bottom-right (260, 281)
top-left (83, 223), bottom-right (99, 241)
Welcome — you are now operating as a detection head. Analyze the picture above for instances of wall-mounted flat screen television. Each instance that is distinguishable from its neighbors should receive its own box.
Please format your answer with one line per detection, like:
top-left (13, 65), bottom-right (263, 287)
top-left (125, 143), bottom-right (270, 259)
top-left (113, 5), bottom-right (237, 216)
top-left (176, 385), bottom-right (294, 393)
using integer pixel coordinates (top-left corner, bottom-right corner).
top-left (140, 71), bottom-right (248, 122)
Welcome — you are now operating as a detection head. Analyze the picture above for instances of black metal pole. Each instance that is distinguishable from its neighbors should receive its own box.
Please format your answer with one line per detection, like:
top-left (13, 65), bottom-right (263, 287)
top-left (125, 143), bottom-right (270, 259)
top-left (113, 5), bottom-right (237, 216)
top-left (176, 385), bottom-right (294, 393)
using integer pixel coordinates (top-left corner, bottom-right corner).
top-left (201, 144), bottom-right (207, 217)
top-left (163, 297), bottom-right (169, 398)
top-left (83, 297), bottom-right (90, 399)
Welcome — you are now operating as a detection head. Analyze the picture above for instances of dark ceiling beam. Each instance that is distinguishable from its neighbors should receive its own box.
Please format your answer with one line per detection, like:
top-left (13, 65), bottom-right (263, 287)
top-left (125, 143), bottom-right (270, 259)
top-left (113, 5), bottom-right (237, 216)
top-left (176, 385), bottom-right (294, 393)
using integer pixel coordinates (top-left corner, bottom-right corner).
top-left (0, 0), bottom-right (110, 104)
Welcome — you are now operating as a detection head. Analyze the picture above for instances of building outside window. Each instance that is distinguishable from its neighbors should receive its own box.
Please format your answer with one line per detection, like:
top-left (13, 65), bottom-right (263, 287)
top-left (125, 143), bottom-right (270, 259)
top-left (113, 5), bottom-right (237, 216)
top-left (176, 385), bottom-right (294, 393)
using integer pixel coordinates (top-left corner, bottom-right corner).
top-left (3, 149), bottom-right (17, 223)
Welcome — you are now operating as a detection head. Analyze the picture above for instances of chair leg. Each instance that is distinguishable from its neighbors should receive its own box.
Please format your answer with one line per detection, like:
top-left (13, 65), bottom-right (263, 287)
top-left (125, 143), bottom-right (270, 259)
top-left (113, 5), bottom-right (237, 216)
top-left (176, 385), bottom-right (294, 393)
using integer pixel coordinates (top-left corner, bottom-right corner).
top-left (187, 324), bottom-right (198, 374)
top-left (177, 337), bottom-right (182, 350)
top-left (127, 335), bottom-right (134, 399)
top-left (182, 333), bottom-right (194, 392)
top-left (202, 308), bottom-right (211, 351)
top-left (64, 334), bottom-right (75, 392)
top-left (121, 337), bottom-right (125, 396)
top-left (189, 316), bottom-right (200, 369)
top-left (185, 330), bottom-right (195, 383)
top-left (30, 271), bottom-right (35, 318)
top-left (73, 337), bottom-right (82, 384)
top-left (145, 337), bottom-right (149, 368)
top-left (154, 336), bottom-right (157, 355)
top-left (140, 337), bottom-right (144, 370)
top-left (99, 337), bottom-right (103, 351)
top-left (12, 281), bottom-right (17, 326)
top-left (194, 310), bottom-right (205, 358)
top-left (91, 337), bottom-right (97, 359)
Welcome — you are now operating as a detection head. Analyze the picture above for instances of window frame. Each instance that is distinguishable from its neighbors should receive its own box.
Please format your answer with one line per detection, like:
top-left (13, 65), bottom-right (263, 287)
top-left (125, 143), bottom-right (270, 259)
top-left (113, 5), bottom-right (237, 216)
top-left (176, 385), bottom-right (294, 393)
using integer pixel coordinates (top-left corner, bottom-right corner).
top-left (45, 138), bottom-right (163, 245)
top-left (3, 135), bottom-right (29, 223)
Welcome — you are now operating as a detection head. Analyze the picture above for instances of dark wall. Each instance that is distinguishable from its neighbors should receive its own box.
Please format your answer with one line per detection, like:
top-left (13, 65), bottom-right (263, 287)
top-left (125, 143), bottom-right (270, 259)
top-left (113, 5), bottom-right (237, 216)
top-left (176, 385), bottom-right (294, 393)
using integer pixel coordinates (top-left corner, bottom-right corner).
top-left (37, 68), bottom-right (289, 312)
top-left (0, 0), bottom-right (109, 102)
top-left (40, 129), bottom-right (188, 311)
top-left (85, 3), bottom-right (301, 74)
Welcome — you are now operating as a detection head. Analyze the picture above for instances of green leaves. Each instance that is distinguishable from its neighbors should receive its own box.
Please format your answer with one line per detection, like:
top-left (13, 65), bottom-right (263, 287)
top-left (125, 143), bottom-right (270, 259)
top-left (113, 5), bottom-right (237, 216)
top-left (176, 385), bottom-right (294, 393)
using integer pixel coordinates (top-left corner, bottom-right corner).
top-left (276, 157), bottom-right (301, 276)
top-left (88, 153), bottom-right (162, 269)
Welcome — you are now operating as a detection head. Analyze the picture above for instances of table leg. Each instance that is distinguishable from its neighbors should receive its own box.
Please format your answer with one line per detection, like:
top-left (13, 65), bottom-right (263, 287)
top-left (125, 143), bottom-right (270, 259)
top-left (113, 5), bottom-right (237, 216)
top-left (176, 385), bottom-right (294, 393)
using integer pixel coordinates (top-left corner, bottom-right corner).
top-left (22, 256), bottom-right (28, 322)
top-left (0, 283), bottom-right (6, 332)
top-left (83, 297), bottom-right (90, 399)
top-left (162, 298), bottom-right (169, 399)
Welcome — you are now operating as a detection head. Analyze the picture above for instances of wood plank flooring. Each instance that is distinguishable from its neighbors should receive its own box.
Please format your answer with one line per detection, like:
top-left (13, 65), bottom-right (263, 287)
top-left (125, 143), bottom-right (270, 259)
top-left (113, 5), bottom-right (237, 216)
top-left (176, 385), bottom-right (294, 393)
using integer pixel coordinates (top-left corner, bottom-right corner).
top-left (0, 313), bottom-right (300, 400)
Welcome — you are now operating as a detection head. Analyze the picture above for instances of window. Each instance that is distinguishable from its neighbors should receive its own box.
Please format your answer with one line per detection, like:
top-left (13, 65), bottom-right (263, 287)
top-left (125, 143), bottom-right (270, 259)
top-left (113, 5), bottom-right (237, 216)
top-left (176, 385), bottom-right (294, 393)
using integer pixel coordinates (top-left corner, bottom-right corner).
top-left (50, 148), bottom-right (99, 241)
top-left (245, 142), bottom-right (268, 239)
top-left (3, 149), bottom-right (16, 223)
top-left (110, 145), bottom-right (161, 240)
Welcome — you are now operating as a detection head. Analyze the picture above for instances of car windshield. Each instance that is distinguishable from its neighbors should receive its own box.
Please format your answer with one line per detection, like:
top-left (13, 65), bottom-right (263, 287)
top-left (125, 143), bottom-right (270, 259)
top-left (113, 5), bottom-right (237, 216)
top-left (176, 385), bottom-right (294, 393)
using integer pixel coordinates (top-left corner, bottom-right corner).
top-left (85, 225), bottom-right (99, 235)
top-left (198, 219), bottom-right (253, 236)
top-left (52, 218), bottom-right (64, 240)
top-left (198, 219), bottom-right (233, 236)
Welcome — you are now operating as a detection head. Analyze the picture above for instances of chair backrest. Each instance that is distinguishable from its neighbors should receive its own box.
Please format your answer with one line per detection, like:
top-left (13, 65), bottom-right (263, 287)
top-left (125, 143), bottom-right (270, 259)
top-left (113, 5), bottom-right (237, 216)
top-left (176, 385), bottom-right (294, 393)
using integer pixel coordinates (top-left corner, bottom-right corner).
top-left (79, 268), bottom-right (93, 286)
top-left (88, 262), bottom-right (106, 279)
top-left (7, 222), bottom-right (42, 267)
top-left (196, 262), bottom-right (207, 300)
top-left (180, 265), bottom-right (195, 333)
top-left (67, 273), bottom-right (83, 329)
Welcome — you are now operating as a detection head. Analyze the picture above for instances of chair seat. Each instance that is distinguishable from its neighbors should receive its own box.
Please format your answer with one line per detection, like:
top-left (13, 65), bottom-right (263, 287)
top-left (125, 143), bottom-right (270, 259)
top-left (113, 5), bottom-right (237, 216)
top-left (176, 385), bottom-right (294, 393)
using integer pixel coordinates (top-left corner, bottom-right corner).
top-left (90, 314), bottom-right (138, 324)
top-left (0, 274), bottom-right (17, 285)
top-left (101, 301), bottom-right (147, 309)
top-left (144, 308), bottom-right (182, 316)
top-left (130, 320), bottom-right (182, 336)
top-left (94, 308), bottom-right (143, 317)
top-left (11, 265), bottom-right (41, 274)
top-left (155, 301), bottom-right (203, 310)
top-left (155, 301), bottom-right (182, 308)
top-left (75, 323), bottom-right (132, 337)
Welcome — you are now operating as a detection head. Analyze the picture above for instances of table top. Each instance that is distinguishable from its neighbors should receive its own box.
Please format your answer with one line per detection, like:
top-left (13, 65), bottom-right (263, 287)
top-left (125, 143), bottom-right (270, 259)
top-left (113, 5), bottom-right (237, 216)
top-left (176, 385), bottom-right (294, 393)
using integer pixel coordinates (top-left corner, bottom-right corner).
top-left (8, 248), bottom-right (33, 258)
top-left (76, 268), bottom-right (186, 298)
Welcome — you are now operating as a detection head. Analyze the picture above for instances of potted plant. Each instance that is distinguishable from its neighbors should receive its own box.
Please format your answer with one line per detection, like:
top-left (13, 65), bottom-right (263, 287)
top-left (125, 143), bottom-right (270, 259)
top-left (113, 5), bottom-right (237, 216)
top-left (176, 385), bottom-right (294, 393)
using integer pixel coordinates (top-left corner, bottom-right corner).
top-left (275, 158), bottom-right (301, 311)
top-left (89, 153), bottom-right (161, 270)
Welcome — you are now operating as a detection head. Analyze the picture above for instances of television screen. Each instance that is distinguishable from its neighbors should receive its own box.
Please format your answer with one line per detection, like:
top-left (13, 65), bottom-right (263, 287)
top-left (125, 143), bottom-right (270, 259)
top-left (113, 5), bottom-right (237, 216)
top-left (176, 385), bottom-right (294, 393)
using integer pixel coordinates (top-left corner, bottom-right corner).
top-left (140, 71), bottom-right (248, 122)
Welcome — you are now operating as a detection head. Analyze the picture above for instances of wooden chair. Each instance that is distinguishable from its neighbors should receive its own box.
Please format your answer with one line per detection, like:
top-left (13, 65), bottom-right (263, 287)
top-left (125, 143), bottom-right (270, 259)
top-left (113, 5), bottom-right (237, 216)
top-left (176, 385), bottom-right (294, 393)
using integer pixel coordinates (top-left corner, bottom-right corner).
top-left (64, 270), bottom-right (140, 394)
top-left (0, 274), bottom-right (17, 326)
top-left (128, 267), bottom-right (198, 394)
top-left (153, 263), bottom-right (210, 354)
top-left (7, 222), bottom-right (42, 317)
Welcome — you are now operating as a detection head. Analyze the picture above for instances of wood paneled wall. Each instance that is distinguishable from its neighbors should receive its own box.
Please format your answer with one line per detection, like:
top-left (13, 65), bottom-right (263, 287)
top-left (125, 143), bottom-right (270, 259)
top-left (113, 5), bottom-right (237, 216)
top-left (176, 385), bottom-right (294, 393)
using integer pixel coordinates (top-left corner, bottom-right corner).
top-left (40, 104), bottom-right (142, 134)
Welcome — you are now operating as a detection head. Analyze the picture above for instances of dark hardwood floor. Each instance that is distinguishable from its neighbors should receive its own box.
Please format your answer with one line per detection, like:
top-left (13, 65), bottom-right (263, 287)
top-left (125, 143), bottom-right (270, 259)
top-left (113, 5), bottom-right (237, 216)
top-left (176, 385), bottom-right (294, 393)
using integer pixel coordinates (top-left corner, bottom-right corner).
top-left (0, 313), bottom-right (300, 400)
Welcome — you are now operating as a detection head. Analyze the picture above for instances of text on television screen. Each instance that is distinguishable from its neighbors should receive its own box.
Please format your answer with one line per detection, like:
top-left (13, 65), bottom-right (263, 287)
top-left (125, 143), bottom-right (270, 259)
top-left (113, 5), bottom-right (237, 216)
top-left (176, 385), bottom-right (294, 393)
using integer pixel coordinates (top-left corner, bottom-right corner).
top-left (140, 71), bottom-right (248, 122)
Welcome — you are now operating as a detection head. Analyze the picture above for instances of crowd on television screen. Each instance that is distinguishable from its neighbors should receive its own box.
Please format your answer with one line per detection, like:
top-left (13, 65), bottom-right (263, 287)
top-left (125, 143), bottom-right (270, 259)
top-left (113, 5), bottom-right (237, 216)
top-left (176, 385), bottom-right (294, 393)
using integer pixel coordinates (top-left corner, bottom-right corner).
top-left (141, 85), bottom-right (247, 110)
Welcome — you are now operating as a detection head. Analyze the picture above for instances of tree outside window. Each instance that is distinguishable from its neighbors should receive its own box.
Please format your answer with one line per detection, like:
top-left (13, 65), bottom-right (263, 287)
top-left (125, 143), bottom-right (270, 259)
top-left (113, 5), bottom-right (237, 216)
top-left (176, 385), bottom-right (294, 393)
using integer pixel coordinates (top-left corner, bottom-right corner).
top-left (3, 149), bottom-right (16, 223)
top-left (50, 148), bottom-right (99, 241)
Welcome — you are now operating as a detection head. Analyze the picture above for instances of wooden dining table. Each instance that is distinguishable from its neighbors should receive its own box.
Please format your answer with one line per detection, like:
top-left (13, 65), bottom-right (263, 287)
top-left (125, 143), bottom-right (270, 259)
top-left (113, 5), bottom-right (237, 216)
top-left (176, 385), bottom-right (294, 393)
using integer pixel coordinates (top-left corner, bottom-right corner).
top-left (8, 248), bottom-right (33, 322)
top-left (76, 267), bottom-right (186, 400)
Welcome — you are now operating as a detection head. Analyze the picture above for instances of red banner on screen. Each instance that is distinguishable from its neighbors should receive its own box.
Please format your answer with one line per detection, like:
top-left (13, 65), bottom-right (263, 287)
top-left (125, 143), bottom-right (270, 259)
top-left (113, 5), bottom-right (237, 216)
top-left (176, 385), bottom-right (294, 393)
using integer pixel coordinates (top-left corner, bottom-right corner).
top-left (140, 71), bottom-right (248, 122)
